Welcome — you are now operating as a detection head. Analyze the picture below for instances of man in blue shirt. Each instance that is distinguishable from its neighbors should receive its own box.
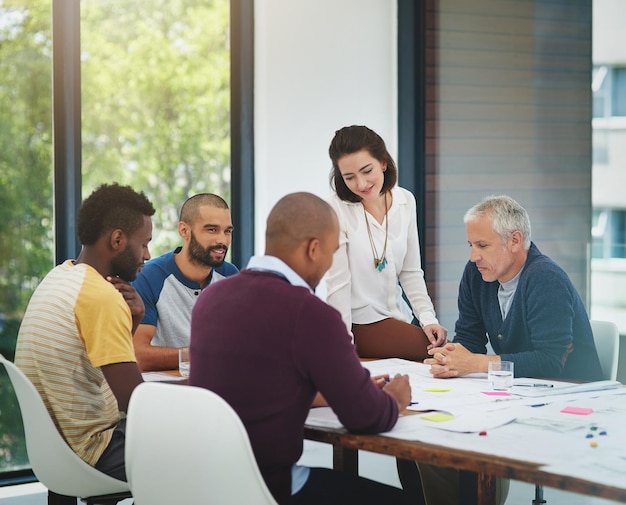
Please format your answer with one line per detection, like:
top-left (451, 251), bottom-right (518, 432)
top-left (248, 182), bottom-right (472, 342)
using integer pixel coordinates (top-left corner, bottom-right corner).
top-left (426, 194), bottom-right (601, 381)
top-left (133, 193), bottom-right (238, 371)
top-left (419, 195), bottom-right (602, 505)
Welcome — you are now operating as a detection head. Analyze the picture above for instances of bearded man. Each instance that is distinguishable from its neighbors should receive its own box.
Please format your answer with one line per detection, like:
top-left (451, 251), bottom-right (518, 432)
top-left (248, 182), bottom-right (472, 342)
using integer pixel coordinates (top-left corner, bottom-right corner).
top-left (132, 193), bottom-right (239, 371)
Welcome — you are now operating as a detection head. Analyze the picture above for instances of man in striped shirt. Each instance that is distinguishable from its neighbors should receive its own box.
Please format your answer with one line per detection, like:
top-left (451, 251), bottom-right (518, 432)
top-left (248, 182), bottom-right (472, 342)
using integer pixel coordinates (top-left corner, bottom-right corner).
top-left (15, 183), bottom-right (155, 482)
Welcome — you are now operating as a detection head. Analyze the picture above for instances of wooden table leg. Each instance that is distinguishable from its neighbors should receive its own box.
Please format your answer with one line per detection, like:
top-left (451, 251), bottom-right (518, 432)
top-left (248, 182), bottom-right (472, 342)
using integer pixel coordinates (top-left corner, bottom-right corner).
top-left (477, 472), bottom-right (497, 505)
top-left (332, 445), bottom-right (359, 475)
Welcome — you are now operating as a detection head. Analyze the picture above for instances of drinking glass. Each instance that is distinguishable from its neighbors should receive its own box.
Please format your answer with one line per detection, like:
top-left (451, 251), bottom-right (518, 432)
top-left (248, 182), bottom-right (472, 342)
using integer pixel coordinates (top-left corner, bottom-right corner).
top-left (179, 347), bottom-right (190, 378)
top-left (488, 360), bottom-right (514, 390)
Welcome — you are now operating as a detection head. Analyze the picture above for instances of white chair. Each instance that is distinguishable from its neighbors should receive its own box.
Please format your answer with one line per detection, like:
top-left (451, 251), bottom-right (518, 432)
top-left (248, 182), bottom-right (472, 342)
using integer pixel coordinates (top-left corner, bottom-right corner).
top-left (590, 319), bottom-right (620, 381)
top-left (125, 382), bottom-right (278, 505)
top-left (0, 354), bottom-right (131, 505)
top-left (530, 319), bottom-right (620, 505)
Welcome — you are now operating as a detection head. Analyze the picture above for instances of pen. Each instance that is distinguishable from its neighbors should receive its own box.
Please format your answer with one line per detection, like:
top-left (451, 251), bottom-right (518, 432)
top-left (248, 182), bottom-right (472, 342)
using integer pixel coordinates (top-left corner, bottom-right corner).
top-left (515, 383), bottom-right (554, 388)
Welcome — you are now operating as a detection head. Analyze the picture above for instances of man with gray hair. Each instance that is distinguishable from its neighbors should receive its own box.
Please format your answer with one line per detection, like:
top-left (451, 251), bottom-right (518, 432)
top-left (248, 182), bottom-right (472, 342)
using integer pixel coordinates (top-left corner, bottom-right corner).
top-left (425, 194), bottom-right (601, 381)
top-left (417, 195), bottom-right (603, 505)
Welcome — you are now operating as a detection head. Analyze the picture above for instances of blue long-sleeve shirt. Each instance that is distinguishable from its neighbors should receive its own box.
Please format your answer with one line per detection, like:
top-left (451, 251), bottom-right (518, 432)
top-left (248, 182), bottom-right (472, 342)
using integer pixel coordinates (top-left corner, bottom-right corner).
top-left (454, 243), bottom-right (602, 381)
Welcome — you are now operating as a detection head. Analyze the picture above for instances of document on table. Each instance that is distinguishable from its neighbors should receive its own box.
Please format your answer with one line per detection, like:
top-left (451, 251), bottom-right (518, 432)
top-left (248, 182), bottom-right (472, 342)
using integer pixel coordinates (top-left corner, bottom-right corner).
top-left (306, 360), bottom-right (626, 490)
top-left (141, 371), bottom-right (186, 382)
top-left (362, 358), bottom-right (526, 416)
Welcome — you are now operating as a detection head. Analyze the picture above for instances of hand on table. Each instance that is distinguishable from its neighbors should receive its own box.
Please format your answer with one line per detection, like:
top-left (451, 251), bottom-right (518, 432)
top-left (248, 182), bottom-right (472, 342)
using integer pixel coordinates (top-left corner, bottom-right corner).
top-left (312, 374), bottom-right (396, 409)
top-left (423, 323), bottom-right (448, 350)
top-left (383, 373), bottom-right (411, 411)
top-left (371, 374), bottom-right (390, 389)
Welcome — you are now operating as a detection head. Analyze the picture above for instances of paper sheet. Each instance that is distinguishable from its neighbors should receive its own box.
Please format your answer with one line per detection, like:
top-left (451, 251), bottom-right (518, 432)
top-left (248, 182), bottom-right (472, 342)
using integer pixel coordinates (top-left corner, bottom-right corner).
top-left (141, 372), bottom-right (186, 382)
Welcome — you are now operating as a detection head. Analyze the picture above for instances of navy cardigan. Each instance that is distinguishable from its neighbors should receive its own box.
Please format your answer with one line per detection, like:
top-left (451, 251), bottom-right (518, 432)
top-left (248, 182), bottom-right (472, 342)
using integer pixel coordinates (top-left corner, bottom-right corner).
top-left (454, 243), bottom-right (603, 381)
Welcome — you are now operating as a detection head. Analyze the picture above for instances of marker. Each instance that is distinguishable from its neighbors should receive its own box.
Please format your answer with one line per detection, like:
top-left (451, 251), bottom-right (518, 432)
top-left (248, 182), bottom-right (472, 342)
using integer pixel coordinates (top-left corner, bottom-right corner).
top-left (515, 383), bottom-right (554, 388)
top-left (530, 403), bottom-right (547, 407)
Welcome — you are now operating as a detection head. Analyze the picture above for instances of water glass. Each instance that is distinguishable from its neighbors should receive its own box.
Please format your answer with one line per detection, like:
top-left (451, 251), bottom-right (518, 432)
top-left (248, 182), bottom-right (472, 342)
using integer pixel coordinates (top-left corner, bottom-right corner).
top-left (179, 347), bottom-right (190, 378)
top-left (488, 360), bottom-right (514, 390)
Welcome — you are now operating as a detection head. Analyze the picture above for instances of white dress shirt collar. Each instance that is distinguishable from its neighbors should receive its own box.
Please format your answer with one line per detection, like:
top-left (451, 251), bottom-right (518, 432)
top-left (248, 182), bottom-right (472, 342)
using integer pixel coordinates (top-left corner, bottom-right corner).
top-left (245, 255), bottom-right (313, 293)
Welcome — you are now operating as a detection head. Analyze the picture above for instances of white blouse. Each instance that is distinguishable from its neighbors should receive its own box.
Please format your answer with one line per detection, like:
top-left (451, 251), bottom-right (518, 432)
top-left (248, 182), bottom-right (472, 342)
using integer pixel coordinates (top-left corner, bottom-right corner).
top-left (325, 186), bottom-right (439, 333)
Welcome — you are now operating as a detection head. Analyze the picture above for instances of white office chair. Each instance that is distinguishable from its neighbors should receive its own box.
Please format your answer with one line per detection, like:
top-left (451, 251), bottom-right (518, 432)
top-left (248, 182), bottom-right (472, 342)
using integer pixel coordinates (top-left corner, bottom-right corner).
top-left (0, 354), bottom-right (131, 505)
top-left (590, 319), bottom-right (620, 381)
top-left (125, 382), bottom-right (278, 505)
top-left (530, 319), bottom-right (620, 505)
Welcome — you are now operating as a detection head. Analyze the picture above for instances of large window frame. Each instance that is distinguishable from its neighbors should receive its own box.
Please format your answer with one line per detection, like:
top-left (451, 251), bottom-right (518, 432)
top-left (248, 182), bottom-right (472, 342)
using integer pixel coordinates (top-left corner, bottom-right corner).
top-left (52, 0), bottom-right (254, 266)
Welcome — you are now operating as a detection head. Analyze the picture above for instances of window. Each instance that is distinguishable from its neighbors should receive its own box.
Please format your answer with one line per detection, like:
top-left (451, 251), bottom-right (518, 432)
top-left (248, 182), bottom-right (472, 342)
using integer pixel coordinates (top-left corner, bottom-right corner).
top-left (592, 208), bottom-right (626, 260)
top-left (612, 67), bottom-right (626, 117)
top-left (81, 0), bottom-right (231, 253)
top-left (592, 65), bottom-right (626, 118)
top-left (0, 0), bottom-right (231, 480)
top-left (592, 65), bottom-right (608, 118)
top-left (0, 0), bottom-right (53, 476)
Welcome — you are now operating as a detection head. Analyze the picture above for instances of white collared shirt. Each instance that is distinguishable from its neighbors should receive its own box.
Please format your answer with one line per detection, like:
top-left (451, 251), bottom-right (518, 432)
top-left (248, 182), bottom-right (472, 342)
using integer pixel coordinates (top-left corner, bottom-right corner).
top-left (325, 186), bottom-right (438, 332)
top-left (246, 255), bottom-right (312, 292)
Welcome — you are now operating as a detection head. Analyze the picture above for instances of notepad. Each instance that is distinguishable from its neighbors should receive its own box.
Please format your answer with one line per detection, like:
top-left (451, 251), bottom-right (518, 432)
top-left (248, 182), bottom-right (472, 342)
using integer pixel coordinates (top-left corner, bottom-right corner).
top-left (561, 406), bottom-right (594, 415)
top-left (421, 413), bottom-right (455, 422)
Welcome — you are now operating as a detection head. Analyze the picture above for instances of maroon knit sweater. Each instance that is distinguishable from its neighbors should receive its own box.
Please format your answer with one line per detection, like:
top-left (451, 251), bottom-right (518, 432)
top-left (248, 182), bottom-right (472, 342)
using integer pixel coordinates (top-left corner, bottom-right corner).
top-left (189, 269), bottom-right (399, 504)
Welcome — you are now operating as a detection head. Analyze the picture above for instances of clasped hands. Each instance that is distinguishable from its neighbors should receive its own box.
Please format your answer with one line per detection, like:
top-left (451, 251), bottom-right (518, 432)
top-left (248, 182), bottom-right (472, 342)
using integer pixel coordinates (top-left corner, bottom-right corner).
top-left (424, 342), bottom-right (481, 378)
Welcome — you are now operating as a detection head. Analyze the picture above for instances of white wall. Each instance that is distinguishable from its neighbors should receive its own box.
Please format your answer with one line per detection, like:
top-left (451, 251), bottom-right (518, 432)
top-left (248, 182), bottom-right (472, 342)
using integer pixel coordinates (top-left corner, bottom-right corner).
top-left (254, 0), bottom-right (397, 254)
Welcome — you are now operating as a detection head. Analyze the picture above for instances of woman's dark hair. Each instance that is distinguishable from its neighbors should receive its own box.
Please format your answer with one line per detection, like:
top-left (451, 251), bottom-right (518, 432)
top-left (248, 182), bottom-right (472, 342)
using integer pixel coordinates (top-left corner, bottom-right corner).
top-left (328, 125), bottom-right (397, 203)
top-left (77, 183), bottom-right (155, 245)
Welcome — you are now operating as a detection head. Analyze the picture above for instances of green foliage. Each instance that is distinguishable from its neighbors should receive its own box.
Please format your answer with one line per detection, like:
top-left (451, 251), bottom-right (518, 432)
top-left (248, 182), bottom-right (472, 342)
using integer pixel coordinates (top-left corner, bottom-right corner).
top-left (0, 0), bottom-right (230, 472)
top-left (0, 0), bottom-right (54, 317)
top-left (81, 0), bottom-right (231, 254)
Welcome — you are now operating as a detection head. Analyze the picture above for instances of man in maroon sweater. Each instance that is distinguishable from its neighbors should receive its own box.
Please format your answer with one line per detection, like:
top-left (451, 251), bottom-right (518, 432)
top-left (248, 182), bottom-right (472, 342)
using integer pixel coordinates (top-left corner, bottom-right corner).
top-left (190, 192), bottom-right (412, 504)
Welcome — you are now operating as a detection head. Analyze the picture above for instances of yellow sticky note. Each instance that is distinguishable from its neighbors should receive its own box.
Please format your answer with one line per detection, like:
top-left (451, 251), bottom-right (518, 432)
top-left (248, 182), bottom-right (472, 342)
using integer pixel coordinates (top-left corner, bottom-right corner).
top-left (423, 388), bottom-right (452, 393)
top-left (421, 413), bottom-right (455, 422)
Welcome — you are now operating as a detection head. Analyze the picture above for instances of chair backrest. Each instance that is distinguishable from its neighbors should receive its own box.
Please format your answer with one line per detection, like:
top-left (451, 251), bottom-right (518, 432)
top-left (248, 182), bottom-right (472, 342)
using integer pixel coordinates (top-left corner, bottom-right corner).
top-left (0, 354), bottom-right (129, 498)
top-left (125, 382), bottom-right (278, 505)
top-left (590, 319), bottom-right (620, 381)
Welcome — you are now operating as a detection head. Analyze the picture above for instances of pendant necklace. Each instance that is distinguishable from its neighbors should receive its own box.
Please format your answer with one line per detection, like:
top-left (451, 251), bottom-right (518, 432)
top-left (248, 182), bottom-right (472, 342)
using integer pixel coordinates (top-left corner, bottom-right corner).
top-left (364, 192), bottom-right (389, 272)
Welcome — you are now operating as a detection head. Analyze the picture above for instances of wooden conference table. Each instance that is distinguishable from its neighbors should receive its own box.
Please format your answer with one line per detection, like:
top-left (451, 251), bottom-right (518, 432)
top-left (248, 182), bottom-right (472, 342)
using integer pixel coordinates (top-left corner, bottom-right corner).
top-left (301, 355), bottom-right (626, 505)
top-left (152, 367), bottom-right (626, 505)
top-left (303, 422), bottom-right (626, 505)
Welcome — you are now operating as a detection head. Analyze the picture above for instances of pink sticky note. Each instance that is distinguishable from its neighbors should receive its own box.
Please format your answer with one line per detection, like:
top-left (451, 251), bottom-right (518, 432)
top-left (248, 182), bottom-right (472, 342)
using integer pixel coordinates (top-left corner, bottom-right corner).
top-left (481, 391), bottom-right (512, 397)
top-left (561, 406), bottom-right (594, 415)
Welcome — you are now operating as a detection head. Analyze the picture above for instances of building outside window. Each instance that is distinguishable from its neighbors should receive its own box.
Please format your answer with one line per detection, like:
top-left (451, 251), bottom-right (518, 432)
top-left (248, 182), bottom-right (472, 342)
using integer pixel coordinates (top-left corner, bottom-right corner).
top-left (591, 1), bottom-right (626, 332)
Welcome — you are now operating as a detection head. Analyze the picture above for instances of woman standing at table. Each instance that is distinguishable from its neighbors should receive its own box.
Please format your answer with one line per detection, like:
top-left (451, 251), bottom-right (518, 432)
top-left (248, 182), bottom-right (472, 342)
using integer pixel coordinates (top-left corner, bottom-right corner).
top-left (325, 125), bottom-right (447, 361)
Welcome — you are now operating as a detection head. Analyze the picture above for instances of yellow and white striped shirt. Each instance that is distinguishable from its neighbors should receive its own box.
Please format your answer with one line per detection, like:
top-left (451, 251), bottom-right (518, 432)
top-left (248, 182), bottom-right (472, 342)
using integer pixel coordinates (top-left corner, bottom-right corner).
top-left (15, 260), bottom-right (136, 466)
